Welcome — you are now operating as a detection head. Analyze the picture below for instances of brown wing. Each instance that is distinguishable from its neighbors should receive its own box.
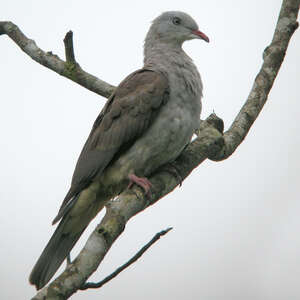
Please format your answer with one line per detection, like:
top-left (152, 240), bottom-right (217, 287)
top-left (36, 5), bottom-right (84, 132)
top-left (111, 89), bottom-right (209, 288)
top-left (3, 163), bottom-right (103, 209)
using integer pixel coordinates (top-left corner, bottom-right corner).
top-left (53, 69), bottom-right (169, 223)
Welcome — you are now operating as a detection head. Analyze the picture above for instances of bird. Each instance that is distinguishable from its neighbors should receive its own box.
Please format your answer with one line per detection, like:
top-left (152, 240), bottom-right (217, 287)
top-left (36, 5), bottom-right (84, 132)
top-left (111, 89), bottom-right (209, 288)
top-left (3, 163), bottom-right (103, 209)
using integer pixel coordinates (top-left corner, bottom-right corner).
top-left (29, 11), bottom-right (209, 290)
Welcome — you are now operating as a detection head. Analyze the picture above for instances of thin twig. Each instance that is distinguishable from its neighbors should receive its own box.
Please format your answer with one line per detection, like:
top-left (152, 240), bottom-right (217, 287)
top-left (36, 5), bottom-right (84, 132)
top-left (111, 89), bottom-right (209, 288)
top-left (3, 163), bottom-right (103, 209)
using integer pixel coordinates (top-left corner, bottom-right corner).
top-left (63, 31), bottom-right (76, 64)
top-left (80, 227), bottom-right (173, 290)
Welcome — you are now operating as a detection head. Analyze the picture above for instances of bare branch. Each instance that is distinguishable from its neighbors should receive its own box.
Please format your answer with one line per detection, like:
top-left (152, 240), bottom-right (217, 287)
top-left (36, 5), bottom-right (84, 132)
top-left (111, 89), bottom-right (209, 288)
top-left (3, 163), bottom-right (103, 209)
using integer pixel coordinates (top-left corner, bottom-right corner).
top-left (63, 31), bottom-right (76, 64)
top-left (0, 21), bottom-right (115, 98)
top-left (209, 0), bottom-right (300, 161)
top-left (0, 0), bottom-right (288, 298)
top-left (30, 1), bottom-right (299, 299)
top-left (80, 227), bottom-right (172, 290)
top-left (32, 115), bottom-right (224, 300)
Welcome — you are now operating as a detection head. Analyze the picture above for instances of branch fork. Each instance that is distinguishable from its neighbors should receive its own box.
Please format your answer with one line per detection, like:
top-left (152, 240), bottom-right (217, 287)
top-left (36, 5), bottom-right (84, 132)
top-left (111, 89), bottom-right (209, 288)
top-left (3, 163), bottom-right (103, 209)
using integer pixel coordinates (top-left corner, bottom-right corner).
top-left (1, 1), bottom-right (299, 299)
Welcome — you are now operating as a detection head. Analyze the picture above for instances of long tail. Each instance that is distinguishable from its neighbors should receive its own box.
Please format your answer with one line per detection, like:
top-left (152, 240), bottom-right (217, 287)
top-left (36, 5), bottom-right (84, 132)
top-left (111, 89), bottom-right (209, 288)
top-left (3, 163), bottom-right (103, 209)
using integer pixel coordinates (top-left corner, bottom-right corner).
top-left (29, 192), bottom-right (107, 290)
top-left (29, 214), bottom-right (87, 290)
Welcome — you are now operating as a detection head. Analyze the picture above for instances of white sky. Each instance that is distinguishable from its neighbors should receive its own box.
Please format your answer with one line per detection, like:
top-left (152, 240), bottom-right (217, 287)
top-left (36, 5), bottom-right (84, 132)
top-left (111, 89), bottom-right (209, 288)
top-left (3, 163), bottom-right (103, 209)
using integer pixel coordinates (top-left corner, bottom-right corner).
top-left (1, 1), bottom-right (300, 299)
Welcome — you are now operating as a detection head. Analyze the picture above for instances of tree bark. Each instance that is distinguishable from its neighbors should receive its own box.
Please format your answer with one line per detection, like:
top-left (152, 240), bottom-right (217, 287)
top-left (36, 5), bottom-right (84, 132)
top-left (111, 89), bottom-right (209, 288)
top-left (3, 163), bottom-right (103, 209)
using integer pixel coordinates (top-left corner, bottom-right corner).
top-left (0, 22), bottom-right (115, 98)
top-left (1, 0), bottom-right (299, 299)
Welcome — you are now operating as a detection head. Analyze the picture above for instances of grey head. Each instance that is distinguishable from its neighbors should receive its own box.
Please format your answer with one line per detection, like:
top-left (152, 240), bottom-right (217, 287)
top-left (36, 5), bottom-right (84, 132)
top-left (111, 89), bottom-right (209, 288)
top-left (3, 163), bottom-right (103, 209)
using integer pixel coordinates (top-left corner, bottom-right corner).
top-left (145, 11), bottom-right (209, 47)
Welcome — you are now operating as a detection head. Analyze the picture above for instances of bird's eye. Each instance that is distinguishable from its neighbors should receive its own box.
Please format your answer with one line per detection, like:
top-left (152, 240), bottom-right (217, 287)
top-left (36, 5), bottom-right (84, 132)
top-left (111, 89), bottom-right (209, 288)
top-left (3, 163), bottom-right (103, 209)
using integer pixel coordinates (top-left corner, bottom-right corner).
top-left (172, 17), bottom-right (181, 25)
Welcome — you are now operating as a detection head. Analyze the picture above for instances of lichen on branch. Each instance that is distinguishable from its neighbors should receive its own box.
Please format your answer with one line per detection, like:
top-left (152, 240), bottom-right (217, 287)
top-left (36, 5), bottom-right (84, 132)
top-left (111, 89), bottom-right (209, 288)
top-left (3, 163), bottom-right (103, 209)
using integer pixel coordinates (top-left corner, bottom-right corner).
top-left (0, 21), bottom-right (115, 98)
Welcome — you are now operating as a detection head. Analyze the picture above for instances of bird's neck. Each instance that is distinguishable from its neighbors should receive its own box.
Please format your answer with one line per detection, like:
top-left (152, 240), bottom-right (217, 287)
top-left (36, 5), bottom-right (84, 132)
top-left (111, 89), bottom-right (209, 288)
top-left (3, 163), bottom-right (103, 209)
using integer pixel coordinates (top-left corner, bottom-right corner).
top-left (143, 40), bottom-right (187, 70)
top-left (143, 39), bottom-right (203, 99)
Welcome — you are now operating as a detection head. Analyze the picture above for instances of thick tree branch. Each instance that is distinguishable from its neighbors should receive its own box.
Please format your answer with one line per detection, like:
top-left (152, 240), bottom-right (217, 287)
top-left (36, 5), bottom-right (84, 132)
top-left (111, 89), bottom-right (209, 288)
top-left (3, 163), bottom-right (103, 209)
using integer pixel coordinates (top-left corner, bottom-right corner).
top-left (30, 1), bottom-right (299, 299)
top-left (0, 0), bottom-right (292, 299)
top-left (209, 0), bottom-right (299, 161)
top-left (32, 115), bottom-right (224, 300)
top-left (0, 22), bottom-right (115, 98)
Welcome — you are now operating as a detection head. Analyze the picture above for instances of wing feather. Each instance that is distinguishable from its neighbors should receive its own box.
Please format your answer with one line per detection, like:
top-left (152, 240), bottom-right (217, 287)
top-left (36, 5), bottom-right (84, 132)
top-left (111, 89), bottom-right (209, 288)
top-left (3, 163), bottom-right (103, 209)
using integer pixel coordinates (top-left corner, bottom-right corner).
top-left (53, 69), bottom-right (169, 223)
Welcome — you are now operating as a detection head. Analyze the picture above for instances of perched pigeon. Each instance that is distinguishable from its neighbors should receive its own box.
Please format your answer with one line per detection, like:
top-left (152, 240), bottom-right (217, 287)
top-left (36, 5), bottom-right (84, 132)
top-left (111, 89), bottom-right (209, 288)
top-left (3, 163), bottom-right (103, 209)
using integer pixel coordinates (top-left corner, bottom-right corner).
top-left (29, 11), bottom-right (209, 289)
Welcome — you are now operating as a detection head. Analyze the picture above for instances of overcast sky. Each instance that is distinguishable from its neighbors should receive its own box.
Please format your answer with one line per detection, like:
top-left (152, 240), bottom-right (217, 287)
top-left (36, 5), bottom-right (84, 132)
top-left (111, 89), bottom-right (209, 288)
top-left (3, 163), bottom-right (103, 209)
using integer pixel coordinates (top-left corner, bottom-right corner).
top-left (1, 1), bottom-right (300, 300)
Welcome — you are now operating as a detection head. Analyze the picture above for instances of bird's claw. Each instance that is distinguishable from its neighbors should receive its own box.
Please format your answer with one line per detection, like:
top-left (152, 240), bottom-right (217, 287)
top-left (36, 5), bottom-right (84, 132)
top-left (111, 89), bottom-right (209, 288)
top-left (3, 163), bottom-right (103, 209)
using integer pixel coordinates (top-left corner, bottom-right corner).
top-left (128, 174), bottom-right (152, 197)
top-left (161, 163), bottom-right (183, 187)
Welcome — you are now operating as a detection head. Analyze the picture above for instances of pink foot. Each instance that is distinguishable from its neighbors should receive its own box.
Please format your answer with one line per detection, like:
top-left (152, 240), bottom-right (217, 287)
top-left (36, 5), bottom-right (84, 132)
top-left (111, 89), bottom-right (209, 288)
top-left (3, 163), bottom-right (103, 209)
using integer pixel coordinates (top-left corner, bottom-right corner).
top-left (128, 174), bottom-right (152, 196)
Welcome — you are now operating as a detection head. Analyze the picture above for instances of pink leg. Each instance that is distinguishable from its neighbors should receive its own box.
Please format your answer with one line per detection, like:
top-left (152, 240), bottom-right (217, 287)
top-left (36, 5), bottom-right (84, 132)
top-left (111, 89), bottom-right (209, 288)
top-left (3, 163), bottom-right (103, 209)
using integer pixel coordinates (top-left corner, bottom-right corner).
top-left (128, 174), bottom-right (152, 196)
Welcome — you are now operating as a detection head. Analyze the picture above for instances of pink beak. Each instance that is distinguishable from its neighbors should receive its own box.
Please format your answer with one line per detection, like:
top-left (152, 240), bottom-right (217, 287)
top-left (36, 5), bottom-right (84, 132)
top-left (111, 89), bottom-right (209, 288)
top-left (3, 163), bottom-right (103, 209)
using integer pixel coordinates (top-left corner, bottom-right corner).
top-left (192, 30), bottom-right (210, 43)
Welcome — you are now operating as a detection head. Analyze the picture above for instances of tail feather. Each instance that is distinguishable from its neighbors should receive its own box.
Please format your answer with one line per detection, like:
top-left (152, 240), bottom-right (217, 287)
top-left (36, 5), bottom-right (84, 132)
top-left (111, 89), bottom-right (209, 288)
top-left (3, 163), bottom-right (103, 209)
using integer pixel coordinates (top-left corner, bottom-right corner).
top-left (29, 216), bottom-right (86, 290)
top-left (30, 189), bottom-right (108, 290)
top-left (52, 194), bottom-right (78, 225)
